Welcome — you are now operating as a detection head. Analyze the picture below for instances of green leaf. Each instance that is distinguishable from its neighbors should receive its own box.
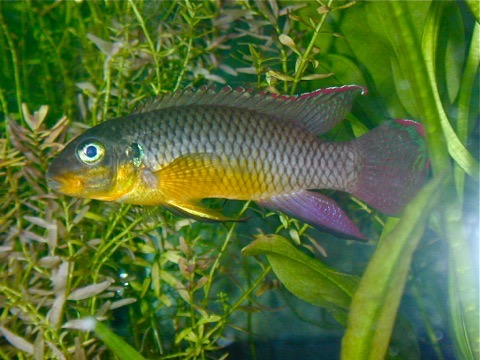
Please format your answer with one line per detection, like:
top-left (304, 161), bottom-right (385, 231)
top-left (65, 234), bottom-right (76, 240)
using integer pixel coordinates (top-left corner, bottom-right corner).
top-left (320, 54), bottom-right (367, 86)
top-left (278, 34), bottom-right (300, 55)
top-left (389, 316), bottom-right (421, 360)
top-left (336, 5), bottom-right (410, 121)
top-left (267, 70), bottom-right (295, 82)
top-left (317, 53), bottom-right (384, 125)
top-left (94, 320), bottom-right (145, 360)
top-left (445, 196), bottom-right (480, 359)
top-left (454, 23), bottom-right (479, 200)
top-left (64, 317), bottom-right (145, 360)
top-left (347, 114), bottom-right (369, 138)
top-left (465, 0), bottom-right (480, 23)
top-left (389, 57), bottom-right (419, 117)
top-left (422, 1), bottom-right (479, 178)
top-left (341, 173), bottom-right (449, 360)
top-left (300, 72), bottom-right (334, 81)
top-left (242, 234), bottom-right (359, 325)
top-left (441, 3), bottom-right (465, 104)
top-left (368, 1), bottom-right (449, 175)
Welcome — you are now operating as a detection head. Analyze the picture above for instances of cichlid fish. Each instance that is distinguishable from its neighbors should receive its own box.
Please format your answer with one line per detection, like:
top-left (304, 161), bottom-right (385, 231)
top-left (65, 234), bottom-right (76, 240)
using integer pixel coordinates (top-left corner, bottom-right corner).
top-left (46, 85), bottom-right (428, 240)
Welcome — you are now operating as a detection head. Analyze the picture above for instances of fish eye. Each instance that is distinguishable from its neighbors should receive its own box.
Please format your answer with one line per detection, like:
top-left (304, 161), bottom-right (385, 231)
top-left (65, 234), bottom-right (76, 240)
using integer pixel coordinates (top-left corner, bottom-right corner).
top-left (77, 142), bottom-right (105, 165)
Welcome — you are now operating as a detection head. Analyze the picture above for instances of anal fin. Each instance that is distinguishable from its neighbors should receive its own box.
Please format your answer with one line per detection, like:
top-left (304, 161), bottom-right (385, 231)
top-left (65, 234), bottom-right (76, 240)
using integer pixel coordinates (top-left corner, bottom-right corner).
top-left (257, 190), bottom-right (367, 241)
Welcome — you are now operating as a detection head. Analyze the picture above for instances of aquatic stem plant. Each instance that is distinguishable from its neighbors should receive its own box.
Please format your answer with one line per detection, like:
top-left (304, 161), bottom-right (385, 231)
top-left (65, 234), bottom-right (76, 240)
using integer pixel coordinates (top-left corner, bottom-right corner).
top-left (0, 8), bottom-right (22, 119)
top-left (290, 0), bottom-right (334, 95)
top-left (127, 0), bottom-right (163, 94)
top-left (0, 1), bottom-right (478, 359)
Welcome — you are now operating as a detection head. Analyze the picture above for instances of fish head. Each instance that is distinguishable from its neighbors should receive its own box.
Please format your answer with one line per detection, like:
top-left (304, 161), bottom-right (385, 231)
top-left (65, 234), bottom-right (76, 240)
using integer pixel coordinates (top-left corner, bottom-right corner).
top-left (47, 130), bottom-right (144, 202)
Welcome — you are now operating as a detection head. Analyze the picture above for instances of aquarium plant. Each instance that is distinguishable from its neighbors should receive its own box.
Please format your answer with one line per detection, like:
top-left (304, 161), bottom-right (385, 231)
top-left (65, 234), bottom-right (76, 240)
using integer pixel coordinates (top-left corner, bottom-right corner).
top-left (0, 1), bottom-right (478, 359)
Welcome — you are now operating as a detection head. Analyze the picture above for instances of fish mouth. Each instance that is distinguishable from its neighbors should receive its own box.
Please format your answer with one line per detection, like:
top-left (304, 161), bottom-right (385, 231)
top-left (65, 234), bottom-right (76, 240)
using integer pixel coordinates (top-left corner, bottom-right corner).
top-left (46, 166), bottom-right (64, 192)
top-left (47, 178), bottom-right (62, 191)
top-left (46, 168), bottom-right (83, 195)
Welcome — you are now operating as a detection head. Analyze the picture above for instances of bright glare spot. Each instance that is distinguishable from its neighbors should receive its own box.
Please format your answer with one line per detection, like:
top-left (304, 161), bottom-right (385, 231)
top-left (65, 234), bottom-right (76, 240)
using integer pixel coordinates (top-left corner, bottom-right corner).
top-left (388, 346), bottom-right (399, 357)
top-left (63, 317), bottom-right (97, 331)
top-left (434, 330), bottom-right (444, 341)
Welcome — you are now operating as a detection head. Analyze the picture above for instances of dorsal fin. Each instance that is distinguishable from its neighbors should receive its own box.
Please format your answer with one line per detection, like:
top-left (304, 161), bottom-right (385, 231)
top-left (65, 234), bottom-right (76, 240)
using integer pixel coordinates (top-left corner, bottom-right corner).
top-left (134, 85), bottom-right (367, 135)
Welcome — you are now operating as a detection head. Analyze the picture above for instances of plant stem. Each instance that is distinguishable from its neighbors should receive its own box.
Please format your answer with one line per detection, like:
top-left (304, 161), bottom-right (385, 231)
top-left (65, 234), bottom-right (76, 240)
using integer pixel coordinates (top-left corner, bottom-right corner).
top-left (128, 0), bottom-right (162, 93)
top-left (0, 7), bottom-right (23, 121)
top-left (206, 263), bottom-right (272, 341)
top-left (203, 201), bottom-right (251, 302)
top-left (174, 36), bottom-right (193, 91)
top-left (291, 0), bottom-right (334, 94)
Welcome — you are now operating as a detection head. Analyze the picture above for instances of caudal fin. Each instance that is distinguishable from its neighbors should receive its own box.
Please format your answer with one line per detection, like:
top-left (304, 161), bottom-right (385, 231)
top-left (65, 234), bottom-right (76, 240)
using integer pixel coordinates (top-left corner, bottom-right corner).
top-left (350, 119), bottom-right (429, 215)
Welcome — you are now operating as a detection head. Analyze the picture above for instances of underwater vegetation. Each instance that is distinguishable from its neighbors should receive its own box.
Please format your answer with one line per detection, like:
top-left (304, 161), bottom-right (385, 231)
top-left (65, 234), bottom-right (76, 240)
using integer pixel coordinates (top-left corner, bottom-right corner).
top-left (0, 1), bottom-right (478, 359)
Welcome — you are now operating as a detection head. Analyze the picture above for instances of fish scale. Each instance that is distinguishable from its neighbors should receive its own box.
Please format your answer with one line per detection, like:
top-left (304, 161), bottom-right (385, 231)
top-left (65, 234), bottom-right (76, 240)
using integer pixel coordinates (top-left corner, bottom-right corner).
top-left (46, 85), bottom-right (428, 240)
top-left (122, 105), bottom-right (358, 200)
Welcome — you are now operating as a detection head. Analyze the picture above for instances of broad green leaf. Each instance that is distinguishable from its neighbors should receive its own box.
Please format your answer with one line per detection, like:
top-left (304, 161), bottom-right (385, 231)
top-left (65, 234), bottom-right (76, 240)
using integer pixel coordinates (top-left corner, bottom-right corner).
top-left (389, 316), bottom-right (421, 360)
top-left (242, 234), bottom-right (359, 324)
top-left (369, 1), bottom-right (449, 175)
top-left (317, 53), bottom-right (383, 126)
top-left (64, 317), bottom-right (145, 360)
top-left (336, 2), bottom-right (417, 121)
top-left (319, 54), bottom-right (367, 86)
top-left (347, 114), bottom-right (369, 138)
top-left (441, 3), bottom-right (465, 104)
top-left (390, 57), bottom-right (418, 117)
top-left (355, 4), bottom-right (478, 358)
top-left (326, 1), bottom-right (437, 125)
top-left (445, 196), bottom-right (480, 359)
top-left (341, 173), bottom-right (448, 360)
top-left (454, 23), bottom-right (480, 200)
top-left (422, 1), bottom-right (479, 178)
top-left (465, 0), bottom-right (480, 23)
top-left (242, 232), bottom-right (420, 359)
top-left (94, 319), bottom-right (145, 360)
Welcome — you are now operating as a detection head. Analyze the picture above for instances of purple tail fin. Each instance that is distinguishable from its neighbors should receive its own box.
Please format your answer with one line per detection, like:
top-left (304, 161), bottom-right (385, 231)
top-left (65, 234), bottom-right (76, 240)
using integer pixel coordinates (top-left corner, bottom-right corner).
top-left (350, 119), bottom-right (429, 215)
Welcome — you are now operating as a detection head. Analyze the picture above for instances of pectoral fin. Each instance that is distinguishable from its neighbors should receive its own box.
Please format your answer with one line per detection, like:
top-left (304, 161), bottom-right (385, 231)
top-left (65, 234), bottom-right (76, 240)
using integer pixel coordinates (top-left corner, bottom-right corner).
top-left (164, 200), bottom-right (241, 223)
top-left (154, 153), bottom-right (247, 223)
top-left (156, 153), bottom-right (235, 201)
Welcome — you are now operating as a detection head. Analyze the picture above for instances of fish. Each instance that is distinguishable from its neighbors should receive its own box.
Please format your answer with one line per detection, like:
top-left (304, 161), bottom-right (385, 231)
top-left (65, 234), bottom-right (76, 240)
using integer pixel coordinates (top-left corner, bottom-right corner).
top-left (46, 85), bottom-right (428, 240)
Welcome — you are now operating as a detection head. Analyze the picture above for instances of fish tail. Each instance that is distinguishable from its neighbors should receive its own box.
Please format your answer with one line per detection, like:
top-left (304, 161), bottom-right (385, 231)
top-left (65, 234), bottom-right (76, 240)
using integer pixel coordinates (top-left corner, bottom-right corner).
top-left (350, 119), bottom-right (429, 215)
